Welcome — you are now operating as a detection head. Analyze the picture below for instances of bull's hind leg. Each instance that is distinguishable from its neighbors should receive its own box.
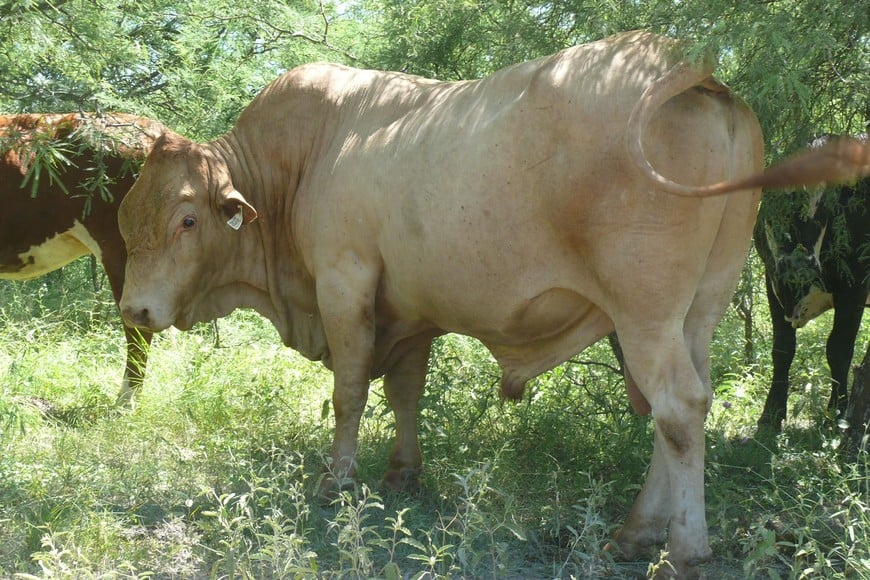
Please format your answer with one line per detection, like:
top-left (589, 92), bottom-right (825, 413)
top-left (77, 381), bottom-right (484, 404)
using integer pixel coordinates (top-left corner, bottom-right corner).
top-left (611, 428), bottom-right (669, 557)
top-left (614, 325), bottom-right (712, 578)
top-left (382, 338), bottom-right (432, 492)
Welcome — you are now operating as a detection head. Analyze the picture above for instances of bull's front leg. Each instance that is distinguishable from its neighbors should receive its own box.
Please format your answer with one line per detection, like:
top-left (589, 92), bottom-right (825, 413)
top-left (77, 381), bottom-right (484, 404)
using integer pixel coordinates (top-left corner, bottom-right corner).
top-left (315, 261), bottom-right (379, 496)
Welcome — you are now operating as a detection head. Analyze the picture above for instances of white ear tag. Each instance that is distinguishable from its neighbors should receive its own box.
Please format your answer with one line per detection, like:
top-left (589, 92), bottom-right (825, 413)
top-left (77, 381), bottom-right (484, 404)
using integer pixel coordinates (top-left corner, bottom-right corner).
top-left (227, 207), bottom-right (244, 230)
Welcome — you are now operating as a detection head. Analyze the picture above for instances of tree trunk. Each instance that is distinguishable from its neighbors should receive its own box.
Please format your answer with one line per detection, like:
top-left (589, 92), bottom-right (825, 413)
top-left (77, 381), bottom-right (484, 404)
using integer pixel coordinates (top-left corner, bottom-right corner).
top-left (845, 341), bottom-right (870, 454)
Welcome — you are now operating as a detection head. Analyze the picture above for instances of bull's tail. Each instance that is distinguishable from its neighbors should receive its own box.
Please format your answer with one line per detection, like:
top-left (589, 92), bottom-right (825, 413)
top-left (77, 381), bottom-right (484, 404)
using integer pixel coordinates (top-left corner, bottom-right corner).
top-left (627, 61), bottom-right (870, 197)
top-left (719, 137), bottom-right (869, 192)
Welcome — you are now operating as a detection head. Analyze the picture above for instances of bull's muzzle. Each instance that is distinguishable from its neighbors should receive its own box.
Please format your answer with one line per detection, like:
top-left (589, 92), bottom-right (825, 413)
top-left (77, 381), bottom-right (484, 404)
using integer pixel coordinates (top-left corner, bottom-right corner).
top-left (122, 306), bottom-right (155, 330)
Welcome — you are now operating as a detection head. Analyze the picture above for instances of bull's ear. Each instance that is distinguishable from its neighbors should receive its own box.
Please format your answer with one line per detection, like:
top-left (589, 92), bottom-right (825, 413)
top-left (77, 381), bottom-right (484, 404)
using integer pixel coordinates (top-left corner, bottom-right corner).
top-left (222, 189), bottom-right (258, 230)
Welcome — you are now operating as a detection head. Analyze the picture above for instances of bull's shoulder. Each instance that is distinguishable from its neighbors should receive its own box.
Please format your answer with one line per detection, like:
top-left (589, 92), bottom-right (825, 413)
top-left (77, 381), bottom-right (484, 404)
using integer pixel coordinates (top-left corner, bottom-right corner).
top-left (242, 63), bottom-right (448, 128)
top-left (273, 62), bottom-right (365, 95)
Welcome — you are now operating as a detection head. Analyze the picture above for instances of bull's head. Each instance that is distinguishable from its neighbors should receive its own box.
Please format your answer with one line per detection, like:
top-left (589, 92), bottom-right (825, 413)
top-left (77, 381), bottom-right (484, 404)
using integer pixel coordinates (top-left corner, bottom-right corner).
top-left (118, 132), bottom-right (257, 332)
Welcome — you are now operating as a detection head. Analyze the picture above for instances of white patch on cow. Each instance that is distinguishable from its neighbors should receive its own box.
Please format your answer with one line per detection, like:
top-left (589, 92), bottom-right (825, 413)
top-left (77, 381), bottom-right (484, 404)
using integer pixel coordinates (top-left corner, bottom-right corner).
top-left (3, 221), bottom-right (100, 281)
top-left (811, 223), bottom-right (826, 267)
top-left (807, 187), bottom-right (825, 216)
top-left (788, 285), bottom-right (833, 328)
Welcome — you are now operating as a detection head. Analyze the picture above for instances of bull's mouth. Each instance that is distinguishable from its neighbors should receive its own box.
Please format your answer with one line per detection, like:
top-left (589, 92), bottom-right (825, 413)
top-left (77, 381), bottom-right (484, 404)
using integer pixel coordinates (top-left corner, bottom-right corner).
top-left (120, 302), bottom-right (179, 333)
top-left (122, 315), bottom-right (173, 333)
top-left (172, 315), bottom-right (194, 331)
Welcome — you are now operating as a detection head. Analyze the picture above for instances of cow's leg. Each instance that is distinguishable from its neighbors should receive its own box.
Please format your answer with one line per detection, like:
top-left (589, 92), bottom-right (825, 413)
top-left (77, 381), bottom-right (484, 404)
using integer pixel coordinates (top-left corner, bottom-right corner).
top-left (616, 324), bottom-right (712, 578)
top-left (382, 338), bottom-right (432, 492)
top-left (611, 428), bottom-right (670, 555)
top-left (315, 263), bottom-right (378, 495)
top-left (826, 289), bottom-right (865, 421)
top-left (116, 325), bottom-right (153, 406)
top-left (99, 247), bottom-right (153, 406)
top-left (758, 274), bottom-right (796, 431)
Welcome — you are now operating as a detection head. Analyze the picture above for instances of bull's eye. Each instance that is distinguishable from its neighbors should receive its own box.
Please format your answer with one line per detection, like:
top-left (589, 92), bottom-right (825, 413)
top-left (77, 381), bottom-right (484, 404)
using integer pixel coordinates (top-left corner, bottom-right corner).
top-left (182, 216), bottom-right (196, 229)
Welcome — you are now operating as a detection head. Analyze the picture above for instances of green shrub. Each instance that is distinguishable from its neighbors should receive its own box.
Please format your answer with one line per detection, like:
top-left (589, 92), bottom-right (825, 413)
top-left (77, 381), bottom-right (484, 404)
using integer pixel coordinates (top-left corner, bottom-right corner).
top-left (1, 256), bottom-right (867, 578)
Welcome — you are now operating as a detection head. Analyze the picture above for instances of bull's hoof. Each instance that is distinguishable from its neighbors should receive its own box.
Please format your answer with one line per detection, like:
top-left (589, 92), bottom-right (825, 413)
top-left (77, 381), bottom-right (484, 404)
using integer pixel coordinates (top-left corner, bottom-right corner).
top-left (381, 468), bottom-right (422, 494)
top-left (606, 527), bottom-right (667, 561)
top-left (315, 473), bottom-right (357, 504)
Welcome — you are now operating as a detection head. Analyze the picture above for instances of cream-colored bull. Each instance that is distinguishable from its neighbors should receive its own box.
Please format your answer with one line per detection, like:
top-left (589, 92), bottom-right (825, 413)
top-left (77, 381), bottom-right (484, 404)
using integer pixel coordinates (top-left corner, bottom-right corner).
top-left (118, 31), bottom-right (868, 577)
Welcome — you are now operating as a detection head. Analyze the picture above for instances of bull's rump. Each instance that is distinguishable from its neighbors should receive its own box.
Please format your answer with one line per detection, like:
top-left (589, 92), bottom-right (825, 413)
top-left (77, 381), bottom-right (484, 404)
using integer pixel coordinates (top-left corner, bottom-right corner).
top-left (297, 32), bottom-right (761, 360)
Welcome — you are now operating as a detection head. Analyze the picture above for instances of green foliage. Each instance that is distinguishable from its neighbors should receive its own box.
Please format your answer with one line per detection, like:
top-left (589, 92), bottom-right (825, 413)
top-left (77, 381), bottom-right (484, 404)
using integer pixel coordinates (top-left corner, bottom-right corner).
top-left (2, 1), bottom-right (870, 577)
top-left (3, 265), bottom-right (869, 577)
top-left (1, 0), bottom-right (362, 139)
top-left (7, 130), bottom-right (74, 197)
top-left (4, 0), bottom-right (865, 150)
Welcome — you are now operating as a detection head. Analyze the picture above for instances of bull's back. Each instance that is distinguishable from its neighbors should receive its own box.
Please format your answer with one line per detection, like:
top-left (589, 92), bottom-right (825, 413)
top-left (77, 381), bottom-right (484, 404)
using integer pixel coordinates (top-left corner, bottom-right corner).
top-left (297, 31), bottom-right (761, 346)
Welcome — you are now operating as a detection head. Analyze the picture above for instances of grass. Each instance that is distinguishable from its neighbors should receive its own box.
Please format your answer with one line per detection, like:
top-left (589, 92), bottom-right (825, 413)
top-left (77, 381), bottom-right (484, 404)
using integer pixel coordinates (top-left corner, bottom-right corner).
top-left (0, 256), bottom-right (868, 578)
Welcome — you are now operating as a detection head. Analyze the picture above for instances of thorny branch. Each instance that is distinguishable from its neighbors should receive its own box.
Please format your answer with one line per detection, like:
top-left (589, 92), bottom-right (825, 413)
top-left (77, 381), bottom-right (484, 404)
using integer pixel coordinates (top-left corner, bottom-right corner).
top-left (255, 0), bottom-right (358, 62)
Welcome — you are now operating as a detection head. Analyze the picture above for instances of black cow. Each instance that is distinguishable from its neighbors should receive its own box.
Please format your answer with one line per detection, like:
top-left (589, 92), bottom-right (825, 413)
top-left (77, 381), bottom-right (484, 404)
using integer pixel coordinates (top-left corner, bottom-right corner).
top-left (755, 151), bottom-right (869, 432)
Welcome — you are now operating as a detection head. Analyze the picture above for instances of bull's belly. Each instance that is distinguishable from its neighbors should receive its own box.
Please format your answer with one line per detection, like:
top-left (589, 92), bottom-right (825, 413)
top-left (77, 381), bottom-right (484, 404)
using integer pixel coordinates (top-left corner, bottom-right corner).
top-left (482, 292), bottom-right (615, 386)
top-left (383, 281), bottom-right (612, 378)
top-left (0, 221), bottom-right (97, 281)
top-left (473, 286), bottom-right (598, 345)
top-left (373, 282), bottom-right (613, 392)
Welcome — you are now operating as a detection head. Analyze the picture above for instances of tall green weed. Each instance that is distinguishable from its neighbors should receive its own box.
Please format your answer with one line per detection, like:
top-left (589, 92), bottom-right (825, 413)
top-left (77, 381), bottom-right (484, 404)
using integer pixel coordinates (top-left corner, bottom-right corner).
top-left (0, 256), bottom-right (868, 578)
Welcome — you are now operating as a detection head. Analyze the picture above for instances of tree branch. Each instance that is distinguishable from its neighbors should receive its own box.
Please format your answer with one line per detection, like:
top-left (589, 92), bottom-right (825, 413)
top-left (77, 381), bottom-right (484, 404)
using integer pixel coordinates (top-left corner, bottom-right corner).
top-left (0, 0), bottom-right (72, 19)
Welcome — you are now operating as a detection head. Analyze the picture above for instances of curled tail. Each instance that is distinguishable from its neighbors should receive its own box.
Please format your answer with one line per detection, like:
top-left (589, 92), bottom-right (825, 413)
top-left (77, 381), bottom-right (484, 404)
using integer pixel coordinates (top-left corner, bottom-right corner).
top-left (628, 61), bottom-right (870, 196)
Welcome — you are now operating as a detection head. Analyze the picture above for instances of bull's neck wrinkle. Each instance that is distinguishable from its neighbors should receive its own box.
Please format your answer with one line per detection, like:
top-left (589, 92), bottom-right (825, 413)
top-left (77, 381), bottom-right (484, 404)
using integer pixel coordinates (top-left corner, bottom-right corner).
top-left (209, 130), bottom-right (314, 336)
top-left (209, 133), bottom-right (261, 197)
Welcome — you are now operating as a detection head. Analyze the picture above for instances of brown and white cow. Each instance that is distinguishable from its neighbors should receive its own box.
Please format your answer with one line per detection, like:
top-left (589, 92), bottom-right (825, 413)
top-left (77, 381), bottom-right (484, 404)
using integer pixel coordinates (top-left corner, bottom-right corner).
top-left (116, 31), bottom-right (868, 577)
top-left (1, 112), bottom-right (167, 404)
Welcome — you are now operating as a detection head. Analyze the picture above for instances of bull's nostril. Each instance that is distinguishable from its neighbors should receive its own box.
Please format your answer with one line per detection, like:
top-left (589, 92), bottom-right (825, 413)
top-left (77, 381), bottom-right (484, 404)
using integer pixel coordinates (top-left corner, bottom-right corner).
top-left (122, 306), bottom-right (150, 327)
